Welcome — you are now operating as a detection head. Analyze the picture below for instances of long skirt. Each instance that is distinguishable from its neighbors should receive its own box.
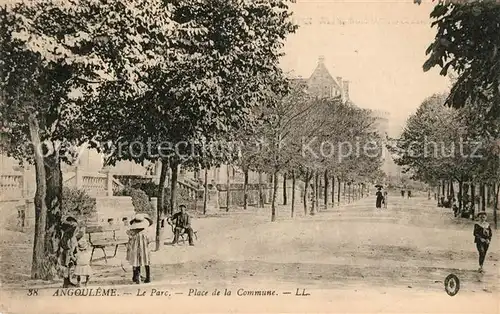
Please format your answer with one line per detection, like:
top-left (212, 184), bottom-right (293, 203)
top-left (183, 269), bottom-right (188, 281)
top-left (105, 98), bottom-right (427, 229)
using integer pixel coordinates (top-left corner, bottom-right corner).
top-left (376, 197), bottom-right (383, 208)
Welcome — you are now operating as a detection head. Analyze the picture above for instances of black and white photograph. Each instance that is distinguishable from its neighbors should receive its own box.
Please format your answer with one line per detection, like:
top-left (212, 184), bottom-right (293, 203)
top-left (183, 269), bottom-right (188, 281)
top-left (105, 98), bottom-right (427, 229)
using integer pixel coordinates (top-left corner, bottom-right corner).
top-left (0, 0), bottom-right (499, 313)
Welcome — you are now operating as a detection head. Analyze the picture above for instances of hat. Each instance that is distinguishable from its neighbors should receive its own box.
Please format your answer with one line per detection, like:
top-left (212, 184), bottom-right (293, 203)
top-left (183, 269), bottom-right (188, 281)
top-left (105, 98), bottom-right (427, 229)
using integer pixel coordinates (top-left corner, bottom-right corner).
top-left (477, 211), bottom-right (487, 217)
top-left (179, 204), bottom-right (187, 209)
top-left (61, 216), bottom-right (79, 230)
top-left (78, 239), bottom-right (89, 250)
top-left (129, 213), bottom-right (153, 230)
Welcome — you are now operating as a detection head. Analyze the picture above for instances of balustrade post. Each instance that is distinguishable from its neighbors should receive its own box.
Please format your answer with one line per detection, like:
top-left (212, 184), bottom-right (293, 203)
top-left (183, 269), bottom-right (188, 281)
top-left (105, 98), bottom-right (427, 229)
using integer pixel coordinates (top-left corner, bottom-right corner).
top-left (75, 165), bottom-right (82, 189)
top-left (107, 171), bottom-right (113, 197)
top-left (22, 165), bottom-right (28, 198)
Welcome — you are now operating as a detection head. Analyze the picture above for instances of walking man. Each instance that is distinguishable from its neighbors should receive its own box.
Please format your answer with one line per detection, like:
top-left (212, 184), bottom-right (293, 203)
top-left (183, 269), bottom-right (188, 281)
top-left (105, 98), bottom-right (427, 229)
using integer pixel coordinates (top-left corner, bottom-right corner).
top-left (168, 204), bottom-right (194, 246)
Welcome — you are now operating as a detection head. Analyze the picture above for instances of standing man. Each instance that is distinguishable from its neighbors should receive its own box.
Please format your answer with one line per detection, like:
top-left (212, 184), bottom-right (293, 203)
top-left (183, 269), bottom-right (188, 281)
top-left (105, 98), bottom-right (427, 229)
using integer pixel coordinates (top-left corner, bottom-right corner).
top-left (168, 204), bottom-right (194, 246)
top-left (400, 190), bottom-right (405, 198)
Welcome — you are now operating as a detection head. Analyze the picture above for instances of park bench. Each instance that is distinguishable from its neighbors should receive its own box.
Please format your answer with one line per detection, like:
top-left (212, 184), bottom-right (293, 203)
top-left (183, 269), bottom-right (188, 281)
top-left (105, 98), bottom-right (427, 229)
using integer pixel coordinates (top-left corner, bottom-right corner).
top-left (86, 225), bottom-right (128, 264)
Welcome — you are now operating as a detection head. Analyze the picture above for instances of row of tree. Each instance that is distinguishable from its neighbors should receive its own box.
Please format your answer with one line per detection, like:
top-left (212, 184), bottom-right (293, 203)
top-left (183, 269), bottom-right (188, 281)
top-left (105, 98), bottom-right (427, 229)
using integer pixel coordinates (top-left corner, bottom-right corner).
top-left (1, 0), bottom-right (385, 280)
top-left (405, 0), bottom-right (500, 226)
top-left (234, 84), bottom-right (384, 221)
top-left (0, 0), bottom-right (297, 279)
top-left (389, 94), bottom-right (499, 226)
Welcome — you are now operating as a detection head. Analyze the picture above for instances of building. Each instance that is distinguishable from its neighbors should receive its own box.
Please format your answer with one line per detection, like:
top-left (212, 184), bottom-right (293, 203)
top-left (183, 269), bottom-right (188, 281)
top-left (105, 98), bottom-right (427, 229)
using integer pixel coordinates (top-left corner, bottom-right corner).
top-left (293, 56), bottom-right (350, 101)
top-left (370, 110), bottom-right (401, 177)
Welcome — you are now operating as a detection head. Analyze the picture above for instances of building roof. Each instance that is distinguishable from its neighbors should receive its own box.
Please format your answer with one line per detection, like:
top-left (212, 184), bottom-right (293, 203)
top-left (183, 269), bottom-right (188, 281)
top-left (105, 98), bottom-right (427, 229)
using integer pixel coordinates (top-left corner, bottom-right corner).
top-left (287, 56), bottom-right (343, 89)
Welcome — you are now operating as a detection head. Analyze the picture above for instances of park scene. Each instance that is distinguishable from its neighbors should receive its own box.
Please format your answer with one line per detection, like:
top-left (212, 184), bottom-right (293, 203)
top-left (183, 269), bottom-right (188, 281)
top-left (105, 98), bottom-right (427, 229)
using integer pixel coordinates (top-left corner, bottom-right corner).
top-left (0, 0), bottom-right (499, 312)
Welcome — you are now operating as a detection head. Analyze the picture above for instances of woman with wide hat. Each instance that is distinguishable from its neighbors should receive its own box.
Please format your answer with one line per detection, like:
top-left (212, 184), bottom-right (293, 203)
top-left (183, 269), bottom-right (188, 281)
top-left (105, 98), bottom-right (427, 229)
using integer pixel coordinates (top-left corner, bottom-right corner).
top-left (59, 215), bottom-right (80, 287)
top-left (126, 213), bottom-right (153, 283)
top-left (473, 211), bottom-right (492, 273)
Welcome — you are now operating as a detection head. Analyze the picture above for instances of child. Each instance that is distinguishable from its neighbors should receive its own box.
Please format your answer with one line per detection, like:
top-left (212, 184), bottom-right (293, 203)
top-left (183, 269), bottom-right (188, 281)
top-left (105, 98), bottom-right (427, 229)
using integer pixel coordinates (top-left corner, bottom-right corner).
top-left (474, 211), bottom-right (492, 273)
top-left (74, 238), bottom-right (92, 286)
top-left (127, 214), bottom-right (153, 284)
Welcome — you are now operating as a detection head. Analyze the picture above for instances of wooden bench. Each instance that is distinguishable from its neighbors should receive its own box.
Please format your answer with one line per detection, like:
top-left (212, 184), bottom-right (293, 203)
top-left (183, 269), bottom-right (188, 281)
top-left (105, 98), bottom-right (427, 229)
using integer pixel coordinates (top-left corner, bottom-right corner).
top-left (86, 225), bottom-right (128, 264)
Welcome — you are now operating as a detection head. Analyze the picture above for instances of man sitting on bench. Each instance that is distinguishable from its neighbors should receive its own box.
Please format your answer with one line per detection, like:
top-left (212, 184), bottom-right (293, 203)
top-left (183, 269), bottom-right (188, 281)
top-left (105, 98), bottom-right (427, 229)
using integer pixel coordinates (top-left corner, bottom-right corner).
top-left (168, 205), bottom-right (194, 246)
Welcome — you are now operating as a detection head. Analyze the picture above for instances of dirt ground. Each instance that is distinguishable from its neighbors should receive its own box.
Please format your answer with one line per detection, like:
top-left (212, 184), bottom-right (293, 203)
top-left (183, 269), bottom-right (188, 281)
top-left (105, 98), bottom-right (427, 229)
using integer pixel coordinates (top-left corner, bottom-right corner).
top-left (1, 195), bottom-right (499, 313)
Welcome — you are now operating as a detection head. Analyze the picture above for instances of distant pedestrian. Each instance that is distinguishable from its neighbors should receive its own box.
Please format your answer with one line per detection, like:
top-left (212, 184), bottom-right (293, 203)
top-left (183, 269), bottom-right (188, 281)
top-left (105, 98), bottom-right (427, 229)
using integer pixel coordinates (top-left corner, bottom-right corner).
top-left (383, 191), bottom-right (388, 208)
top-left (375, 188), bottom-right (383, 209)
top-left (401, 190), bottom-right (405, 198)
top-left (474, 211), bottom-right (492, 273)
top-left (407, 190), bottom-right (412, 198)
top-left (127, 214), bottom-right (153, 284)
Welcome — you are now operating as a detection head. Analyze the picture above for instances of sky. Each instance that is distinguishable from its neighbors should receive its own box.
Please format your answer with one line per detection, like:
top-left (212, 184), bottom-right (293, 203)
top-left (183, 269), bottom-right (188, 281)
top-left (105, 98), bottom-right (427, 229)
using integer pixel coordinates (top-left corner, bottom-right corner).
top-left (280, 0), bottom-right (451, 137)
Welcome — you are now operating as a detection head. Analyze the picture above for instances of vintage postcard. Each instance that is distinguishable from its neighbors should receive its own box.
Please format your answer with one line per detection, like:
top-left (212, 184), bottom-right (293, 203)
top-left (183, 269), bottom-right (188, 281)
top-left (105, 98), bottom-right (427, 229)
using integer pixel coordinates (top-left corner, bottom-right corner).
top-left (0, 0), bottom-right (499, 313)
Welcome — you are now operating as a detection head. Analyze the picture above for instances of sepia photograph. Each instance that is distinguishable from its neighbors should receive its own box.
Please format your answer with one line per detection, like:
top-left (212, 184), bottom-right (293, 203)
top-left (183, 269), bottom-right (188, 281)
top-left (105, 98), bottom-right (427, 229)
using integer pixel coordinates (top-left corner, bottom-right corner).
top-left (0, 0), bottom-right (499, 313)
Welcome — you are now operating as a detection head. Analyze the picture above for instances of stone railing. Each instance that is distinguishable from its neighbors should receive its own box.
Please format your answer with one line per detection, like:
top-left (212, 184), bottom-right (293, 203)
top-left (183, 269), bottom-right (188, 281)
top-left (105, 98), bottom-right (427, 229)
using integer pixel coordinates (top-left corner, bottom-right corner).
top-left (0, 172), bottom-right (24, 200)
top-left (64, 168), bottom-right (123, 197)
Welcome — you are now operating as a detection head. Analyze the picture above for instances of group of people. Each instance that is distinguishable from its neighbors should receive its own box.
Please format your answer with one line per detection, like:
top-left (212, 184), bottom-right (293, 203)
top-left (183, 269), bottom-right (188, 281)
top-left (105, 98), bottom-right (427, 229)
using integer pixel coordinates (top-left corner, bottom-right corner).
top-left (400, 190), bottom-right (412, 198)
top-left (59, 204), bottom-right (196, 287)
top-left (374, 187), bottom-right (493, 272)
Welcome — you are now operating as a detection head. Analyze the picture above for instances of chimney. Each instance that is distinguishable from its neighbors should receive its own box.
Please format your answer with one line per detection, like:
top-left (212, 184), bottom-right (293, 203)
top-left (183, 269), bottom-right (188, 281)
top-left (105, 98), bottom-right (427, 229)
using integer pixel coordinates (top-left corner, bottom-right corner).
top-left (342, 80), bottom-right (350, 101)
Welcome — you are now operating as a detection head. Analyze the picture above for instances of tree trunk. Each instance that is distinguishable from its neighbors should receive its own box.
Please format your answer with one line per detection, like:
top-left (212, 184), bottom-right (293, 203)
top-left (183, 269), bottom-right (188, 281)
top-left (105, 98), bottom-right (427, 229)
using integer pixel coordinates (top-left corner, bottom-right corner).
top-left (28, 114), bottom-right (48, 280)
top-left (43, 145), bottom-right (65, 281)
top-left (310, 172), bottom-right (316, 215)
top-left (203, 167), bottom-right (209, 214)
top-left (441, 180), bottom-right (445, 196)
top-left (480, 183), bottom-right (486, 212)
top-left (471, 183), bottom-right (476, 218)
top-left (303, 170), bottom-right (310, 215)
top-left (337, 178), bottom-right (341, 205)
top-left (458, 180), bottom-right (463, 212)
top-left (493, 182), bottom-right (498, 229)
top-left (258, 172), bottom-right (264, 208)
top-left (331, 175), bottom-right (335, 206)
top-left (343, 181), bottom-right (346, 202)
top-left (155, 159), bottom-right (168, 251)
top-left (315, 172), bottom-right (319, 212)
top-left (271, 171), bottom-right (278, 222)
top-left (169, 162), bottom-right (179, 215)
top-left (487, 184), bottom-right (491, 206)
top-left (242, 168), bottom-right (249, 210)
top-left (449, 179), bottom-right (454, 200)
top-left (226, 165), bottom-right (231, 212)
top-left (291, 170), bottom-right (296, 218)
top-left (282, 173), bottom-right (287, 205)
top-left (348, 183), bottom-right (351, 203)
top-left (324, 170), bottom-right (328, 209)
top-left (437, 182), bottom-right (441, 204)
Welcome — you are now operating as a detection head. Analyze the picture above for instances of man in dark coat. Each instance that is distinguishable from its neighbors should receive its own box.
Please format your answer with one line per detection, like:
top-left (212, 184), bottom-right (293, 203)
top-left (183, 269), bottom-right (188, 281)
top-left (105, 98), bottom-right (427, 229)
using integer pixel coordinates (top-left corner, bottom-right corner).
top-left (168, 205), bottom-right (194, 246)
